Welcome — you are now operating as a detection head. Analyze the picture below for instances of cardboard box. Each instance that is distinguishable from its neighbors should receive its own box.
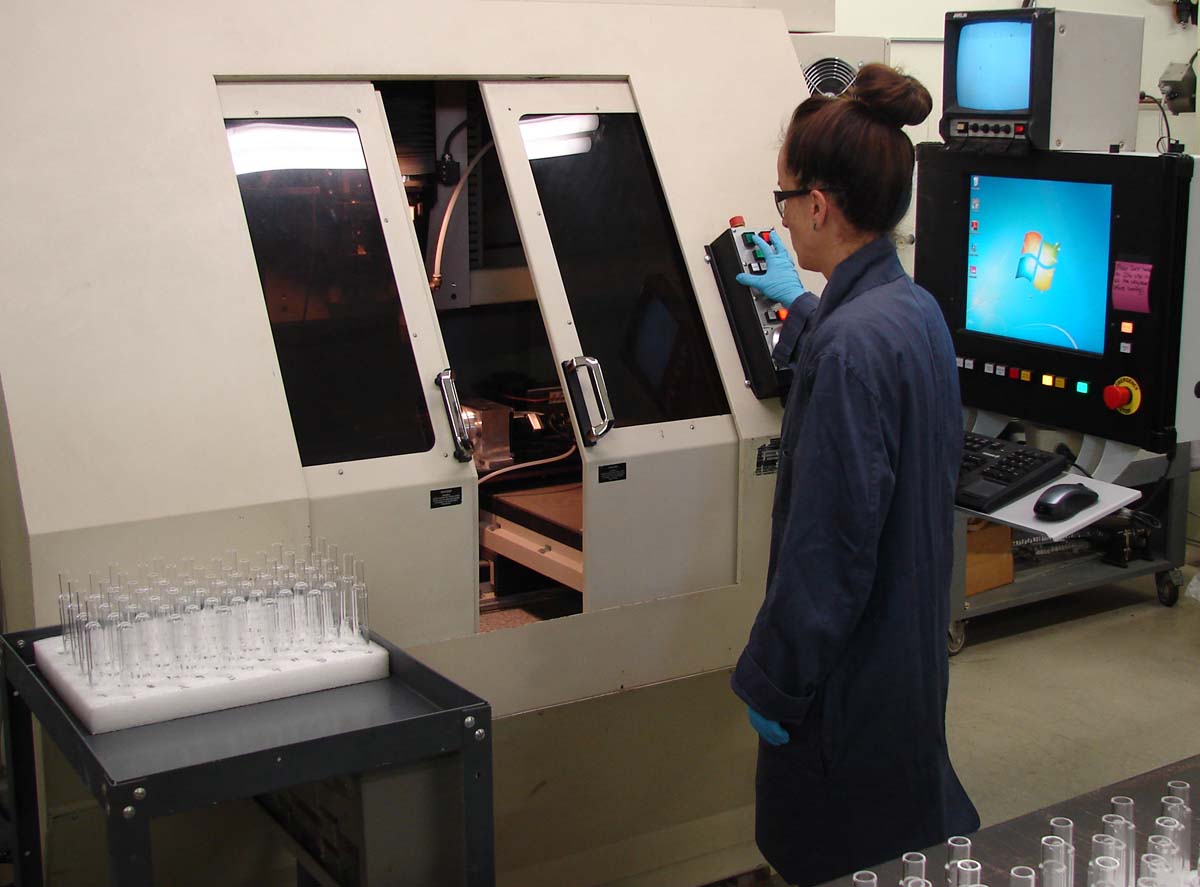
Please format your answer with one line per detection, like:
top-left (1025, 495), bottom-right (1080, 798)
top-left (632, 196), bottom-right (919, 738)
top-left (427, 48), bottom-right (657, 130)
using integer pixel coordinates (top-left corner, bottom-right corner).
top-left (966, 519), bottom-right (1014, 597)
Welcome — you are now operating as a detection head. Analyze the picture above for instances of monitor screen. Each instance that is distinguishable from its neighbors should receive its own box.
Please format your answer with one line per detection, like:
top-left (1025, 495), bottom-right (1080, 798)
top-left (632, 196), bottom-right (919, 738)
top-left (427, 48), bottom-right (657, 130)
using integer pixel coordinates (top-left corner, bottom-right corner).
top-left (956, 21), bottom-right (1033, 111)
top-left (965, 174), bottom-right (1113, 355)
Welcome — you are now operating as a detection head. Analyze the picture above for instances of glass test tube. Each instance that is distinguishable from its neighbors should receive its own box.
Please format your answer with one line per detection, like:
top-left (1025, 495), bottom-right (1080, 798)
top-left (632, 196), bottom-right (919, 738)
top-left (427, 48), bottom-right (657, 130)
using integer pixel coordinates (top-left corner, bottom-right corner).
top-left (1089, 857), bottom-right (1121, 887)
top-left (1041, 862), bottom-right (1068, 887)
top-left (1051, 818), bottom-right (1076, 887)
top-left (1011, 866), bottom-right (1037, 887)
top-left (855, 873), bottom-right (879, 887)
top-left (354, 560), bottom-right (369, 645)
top-left (958, 861), bottom-right (983, 887)
top-left (948, 837), bottom-right (973, 887)
top-left (1153, 818), bottom-right (1183, 874)
top-left (1101, 817), bottom-right (1130, 887)
top-left (1161, 798), bottom-right (1191, 873)
top-left (1166, 782), bottom-right (1190, 807)
top-left (903, 852), bottom-right (927, 884)
top-left (1140, 853), bottom-right (1168, 884)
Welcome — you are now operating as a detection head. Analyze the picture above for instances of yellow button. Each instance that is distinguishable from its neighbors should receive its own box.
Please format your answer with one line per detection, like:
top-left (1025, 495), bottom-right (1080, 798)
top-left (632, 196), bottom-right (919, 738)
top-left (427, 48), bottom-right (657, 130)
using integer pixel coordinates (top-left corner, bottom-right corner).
top-left (1041, 374), bottom-right (1053, 386)
top-left (1120, 321), bottom-right (1134, 334)
top-left (1021, 370), bottom-right (1032, 382)
top-left (1055, 377), bottom-right (1066, 388)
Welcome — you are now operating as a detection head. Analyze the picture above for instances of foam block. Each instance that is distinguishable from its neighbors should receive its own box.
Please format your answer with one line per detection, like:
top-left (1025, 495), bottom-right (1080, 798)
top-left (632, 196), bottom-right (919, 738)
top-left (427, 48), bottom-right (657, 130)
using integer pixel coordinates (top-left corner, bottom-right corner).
top-left (35, 638), bottom-right (389, 734)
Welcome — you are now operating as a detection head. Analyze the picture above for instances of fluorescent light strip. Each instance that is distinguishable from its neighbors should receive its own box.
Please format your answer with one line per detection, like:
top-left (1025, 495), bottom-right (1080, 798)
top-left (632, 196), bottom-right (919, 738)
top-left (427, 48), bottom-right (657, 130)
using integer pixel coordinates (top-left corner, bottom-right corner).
top-left (227, 122), bottom-right (367, 175)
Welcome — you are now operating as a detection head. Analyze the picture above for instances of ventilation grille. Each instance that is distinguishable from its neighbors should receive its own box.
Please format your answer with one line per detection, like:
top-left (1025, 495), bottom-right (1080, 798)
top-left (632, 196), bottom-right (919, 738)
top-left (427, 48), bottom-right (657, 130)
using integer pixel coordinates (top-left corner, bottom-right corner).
top-left (803, 57), bottom-right (859, 97)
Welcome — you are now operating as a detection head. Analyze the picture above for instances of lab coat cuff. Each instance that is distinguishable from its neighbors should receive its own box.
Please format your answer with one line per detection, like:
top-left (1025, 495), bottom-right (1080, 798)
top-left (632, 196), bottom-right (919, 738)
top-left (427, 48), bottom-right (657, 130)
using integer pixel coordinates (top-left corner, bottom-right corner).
top-left (771, 291), bottom-right (819, 366)
top-left (731, 649), bottom-right (815, 723)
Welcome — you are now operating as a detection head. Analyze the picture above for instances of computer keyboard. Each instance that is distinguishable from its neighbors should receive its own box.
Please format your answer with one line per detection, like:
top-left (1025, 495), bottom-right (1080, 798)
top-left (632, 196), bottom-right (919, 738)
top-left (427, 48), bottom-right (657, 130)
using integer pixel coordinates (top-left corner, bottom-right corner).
top-left (956, 431), bottom-right (1070, 514)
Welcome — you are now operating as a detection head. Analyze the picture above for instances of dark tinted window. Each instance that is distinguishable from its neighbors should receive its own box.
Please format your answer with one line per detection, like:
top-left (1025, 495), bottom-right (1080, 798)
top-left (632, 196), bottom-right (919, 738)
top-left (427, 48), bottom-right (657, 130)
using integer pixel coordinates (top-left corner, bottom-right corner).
top-left (522, 113), bottom-right (729, 427)
top-left (225, 118), bottom-right (434, 465)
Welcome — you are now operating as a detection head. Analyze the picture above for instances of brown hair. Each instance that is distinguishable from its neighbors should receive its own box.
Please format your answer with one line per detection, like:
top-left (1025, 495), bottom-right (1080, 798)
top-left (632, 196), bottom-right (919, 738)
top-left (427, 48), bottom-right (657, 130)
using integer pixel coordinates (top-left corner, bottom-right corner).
top-left (782, 63), bottom-right (933, 234)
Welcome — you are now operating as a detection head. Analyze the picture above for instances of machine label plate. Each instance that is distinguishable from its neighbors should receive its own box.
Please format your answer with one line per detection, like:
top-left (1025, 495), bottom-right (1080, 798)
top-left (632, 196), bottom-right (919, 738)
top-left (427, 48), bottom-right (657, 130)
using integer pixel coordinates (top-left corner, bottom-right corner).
top-left (598, 463), bottom-right (627, 483)
top-left (755, 439), bottom-right (781, 476)
top-left (430, 487), bottom-right (463, 509)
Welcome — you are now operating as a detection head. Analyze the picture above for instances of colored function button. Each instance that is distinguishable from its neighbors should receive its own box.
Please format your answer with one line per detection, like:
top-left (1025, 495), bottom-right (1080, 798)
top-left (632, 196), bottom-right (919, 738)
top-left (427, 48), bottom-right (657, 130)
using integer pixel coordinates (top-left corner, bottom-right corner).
top-left (760, 231), bottom-right (773, 244)
top-left (1041, 374), bottom-right (1054, 387)
top-left (1120, 321), bottom-right (1134, 334)
top-left (984, 363), bottom-right (995, 374)
top-left (1020, 370), bottom-right (1032, 382)
top-left (777, 308), bottom-right (789, 322)
top-left (996, 365), bottom-right (1007, 376)
top-left (729, 216), bottom-right (745, 228)
top-left (1054, 377), bottom-right (1066, 389)
top-left (742, 232), bottom-right (757, 247)
top-left (1015, 123), bottom-right (1026, 135)
top-left (1120, 342), bottom-right (1133, 354)
top-left (1008, 368), bottom-right (1020, 379)
top-left (1076, 381), bottom-right (1089, 394)
top-left (753, 248), bottom-right (765, 260)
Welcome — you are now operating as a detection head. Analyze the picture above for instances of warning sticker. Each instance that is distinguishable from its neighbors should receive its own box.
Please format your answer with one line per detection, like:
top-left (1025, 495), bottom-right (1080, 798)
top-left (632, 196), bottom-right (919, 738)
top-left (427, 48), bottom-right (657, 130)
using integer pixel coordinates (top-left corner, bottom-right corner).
top-left (430, 487), bottom-right (463, 509)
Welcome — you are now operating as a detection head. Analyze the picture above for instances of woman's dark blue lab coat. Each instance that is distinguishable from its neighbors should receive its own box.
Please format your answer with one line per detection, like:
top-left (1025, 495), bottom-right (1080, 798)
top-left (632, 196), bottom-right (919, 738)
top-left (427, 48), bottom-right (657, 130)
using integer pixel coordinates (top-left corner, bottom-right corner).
top-left (732, 237), bottom-right (979, 887)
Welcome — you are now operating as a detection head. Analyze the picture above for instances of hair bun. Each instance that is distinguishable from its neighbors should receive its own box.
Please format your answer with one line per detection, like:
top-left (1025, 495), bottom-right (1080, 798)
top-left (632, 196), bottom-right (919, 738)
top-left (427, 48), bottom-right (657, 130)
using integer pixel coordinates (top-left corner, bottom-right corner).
top-left (847, 63), bottom-right (933, 128)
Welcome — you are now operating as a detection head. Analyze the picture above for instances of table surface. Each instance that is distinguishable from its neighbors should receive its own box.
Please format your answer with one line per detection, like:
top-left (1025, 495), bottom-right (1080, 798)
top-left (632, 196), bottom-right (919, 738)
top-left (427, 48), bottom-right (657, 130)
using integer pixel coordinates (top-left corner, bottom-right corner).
top-left (820, 756), bottom-right (1200, 887)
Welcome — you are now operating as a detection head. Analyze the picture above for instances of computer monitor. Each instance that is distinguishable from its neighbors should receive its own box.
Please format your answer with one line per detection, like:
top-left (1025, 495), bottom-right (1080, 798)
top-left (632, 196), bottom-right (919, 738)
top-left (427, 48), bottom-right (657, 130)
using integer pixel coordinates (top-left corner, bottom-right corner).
top-left (915, 144), bottom-right (1195, 452)
top-left (940, 9), bottom-right (1142, 152)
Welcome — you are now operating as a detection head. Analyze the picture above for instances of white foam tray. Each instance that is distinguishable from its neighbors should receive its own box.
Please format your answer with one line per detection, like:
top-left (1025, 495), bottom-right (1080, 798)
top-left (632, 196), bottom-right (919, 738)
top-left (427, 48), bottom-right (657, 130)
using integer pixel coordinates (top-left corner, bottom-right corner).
top-left (35, 638), bottom-right (389, 734)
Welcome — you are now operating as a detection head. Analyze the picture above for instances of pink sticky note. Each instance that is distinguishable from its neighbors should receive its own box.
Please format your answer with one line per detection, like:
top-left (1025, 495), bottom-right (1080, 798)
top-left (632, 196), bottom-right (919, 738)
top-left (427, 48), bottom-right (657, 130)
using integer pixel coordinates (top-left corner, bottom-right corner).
top-left (1111, 261), bottom-right (1152, 313)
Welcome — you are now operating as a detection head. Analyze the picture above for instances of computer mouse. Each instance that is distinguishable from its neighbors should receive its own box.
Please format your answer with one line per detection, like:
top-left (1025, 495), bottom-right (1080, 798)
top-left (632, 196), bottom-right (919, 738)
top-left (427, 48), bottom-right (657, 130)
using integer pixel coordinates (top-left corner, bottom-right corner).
top-left (1033, 482), bottom-right (1100, 521)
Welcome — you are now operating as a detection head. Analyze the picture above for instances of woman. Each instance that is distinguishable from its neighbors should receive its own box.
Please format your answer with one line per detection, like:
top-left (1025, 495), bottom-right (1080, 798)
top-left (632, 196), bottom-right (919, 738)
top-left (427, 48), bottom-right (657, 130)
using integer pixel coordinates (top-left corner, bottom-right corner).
top-left (729, 64), bottom-right (980, 886)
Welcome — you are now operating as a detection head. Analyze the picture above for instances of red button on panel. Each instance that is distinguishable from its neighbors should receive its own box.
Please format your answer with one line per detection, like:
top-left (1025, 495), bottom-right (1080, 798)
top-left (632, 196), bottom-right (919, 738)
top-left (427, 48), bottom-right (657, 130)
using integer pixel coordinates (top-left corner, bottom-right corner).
top-left (1008, 367), bottom-right (1019, 379)
top-left (1103, 385), bottom-right (1133, 410)
top-left (729, 216), bottom-right (745, 228)
top-left (761, 231), bottom-right (772, 245)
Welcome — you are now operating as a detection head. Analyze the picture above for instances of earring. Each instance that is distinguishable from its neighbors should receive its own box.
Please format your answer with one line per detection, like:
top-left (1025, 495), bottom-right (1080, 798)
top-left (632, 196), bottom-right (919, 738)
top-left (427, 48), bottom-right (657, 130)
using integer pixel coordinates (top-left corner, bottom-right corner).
top-left (812, 221), bottom-right (818, 232)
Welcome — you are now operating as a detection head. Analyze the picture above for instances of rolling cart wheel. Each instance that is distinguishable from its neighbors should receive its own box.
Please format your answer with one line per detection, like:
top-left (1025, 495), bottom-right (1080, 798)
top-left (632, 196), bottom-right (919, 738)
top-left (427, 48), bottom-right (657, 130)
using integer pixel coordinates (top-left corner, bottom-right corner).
top-left (948, 620), bottom-right (968, 656)
top-left (1156, 570), bottom-right (1181, 608)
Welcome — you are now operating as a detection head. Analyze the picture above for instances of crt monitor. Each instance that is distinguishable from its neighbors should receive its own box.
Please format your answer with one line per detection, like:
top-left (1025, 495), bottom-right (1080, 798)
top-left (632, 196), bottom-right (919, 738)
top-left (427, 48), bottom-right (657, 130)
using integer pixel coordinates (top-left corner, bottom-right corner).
top-left (940, 8), bottom-right (1142, 152)
top-left (915, 143), bottom-right (1193, 453)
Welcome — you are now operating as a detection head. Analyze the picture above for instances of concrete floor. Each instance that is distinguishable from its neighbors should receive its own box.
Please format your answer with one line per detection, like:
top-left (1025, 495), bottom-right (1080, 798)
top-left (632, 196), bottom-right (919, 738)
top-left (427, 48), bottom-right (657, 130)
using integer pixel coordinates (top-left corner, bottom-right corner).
top-left (949, 549), bottom-right (1200, 828)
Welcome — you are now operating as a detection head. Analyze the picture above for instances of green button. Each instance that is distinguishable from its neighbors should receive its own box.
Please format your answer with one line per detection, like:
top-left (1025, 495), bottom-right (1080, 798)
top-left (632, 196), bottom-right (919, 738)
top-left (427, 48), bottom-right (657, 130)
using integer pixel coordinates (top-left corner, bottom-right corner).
top-left (753, 248), bottom-right (765, 260)
top-left (1076, 381), bottom-right (1089, 394)
top-left (742, 232), bottom-right (757, 247)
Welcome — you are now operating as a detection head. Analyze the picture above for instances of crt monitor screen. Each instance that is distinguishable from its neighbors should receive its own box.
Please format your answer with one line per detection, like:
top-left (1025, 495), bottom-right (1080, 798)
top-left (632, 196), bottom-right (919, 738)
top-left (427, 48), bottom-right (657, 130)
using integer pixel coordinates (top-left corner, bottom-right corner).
top-left (965, 174), bottom-right (1113, 355)
top-left (956, 20), bottom-right (1033, 112)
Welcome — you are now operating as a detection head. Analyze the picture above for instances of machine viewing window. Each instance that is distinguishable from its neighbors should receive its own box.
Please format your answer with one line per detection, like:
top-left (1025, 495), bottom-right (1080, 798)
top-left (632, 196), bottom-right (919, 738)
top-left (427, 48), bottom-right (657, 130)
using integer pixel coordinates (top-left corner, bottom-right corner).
top-left (225, 118), bottom-right (435, 466)
top-left (965, 174), bottom-right (1113, 355)
top-left (521, 113), bottom-right (730, 428)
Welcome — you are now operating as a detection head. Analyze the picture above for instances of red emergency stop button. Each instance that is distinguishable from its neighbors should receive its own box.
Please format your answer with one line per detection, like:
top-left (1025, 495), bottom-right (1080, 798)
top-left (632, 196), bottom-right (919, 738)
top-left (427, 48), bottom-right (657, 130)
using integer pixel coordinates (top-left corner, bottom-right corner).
top-left (729, 216), bottom-right (745, 228)
top-left (1103, 384), bottom-right (1133, 410)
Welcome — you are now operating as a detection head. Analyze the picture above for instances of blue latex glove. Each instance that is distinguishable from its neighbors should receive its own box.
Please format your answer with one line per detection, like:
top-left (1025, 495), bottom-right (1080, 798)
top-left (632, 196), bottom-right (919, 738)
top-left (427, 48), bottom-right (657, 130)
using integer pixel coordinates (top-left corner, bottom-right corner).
top-left (734, 230), bottom-right (805, 308)
top-left (747, 706), bottom-right (790, 747)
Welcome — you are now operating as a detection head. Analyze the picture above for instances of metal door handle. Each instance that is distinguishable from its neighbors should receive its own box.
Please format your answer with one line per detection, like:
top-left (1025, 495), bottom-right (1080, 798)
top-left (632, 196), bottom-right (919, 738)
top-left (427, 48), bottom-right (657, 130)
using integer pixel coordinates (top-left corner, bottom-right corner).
top-left (435, 369), bottom-right (474, 462)
top-left (562, 356), bottom-right (614, 446)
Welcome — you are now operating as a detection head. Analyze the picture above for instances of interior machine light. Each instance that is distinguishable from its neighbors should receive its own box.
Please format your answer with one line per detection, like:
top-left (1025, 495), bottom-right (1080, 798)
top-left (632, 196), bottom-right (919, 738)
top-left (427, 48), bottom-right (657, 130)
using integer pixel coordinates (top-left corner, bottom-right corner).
top-left (226, 122), bottom-right (367, 175)
top-left (519, 114), bottom-right (600, 160)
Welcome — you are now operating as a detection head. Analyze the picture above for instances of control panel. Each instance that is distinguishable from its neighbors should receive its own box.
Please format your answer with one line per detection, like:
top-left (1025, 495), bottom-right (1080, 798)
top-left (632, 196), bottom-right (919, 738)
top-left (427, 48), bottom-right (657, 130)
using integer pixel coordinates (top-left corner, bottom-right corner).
top-left (915, 144), bottom-right (1195, 453)
top-left (706, 217), bottom-right (791, 399)
top-left (945, 118), bottom-right (1029, 141)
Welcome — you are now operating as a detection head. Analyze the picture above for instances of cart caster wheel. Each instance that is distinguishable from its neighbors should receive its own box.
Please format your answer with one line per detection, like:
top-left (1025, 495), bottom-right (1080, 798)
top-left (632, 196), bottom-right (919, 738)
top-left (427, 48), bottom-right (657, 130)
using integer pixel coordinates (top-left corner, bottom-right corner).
top-left (1156, 570), bottom-right (1182, 607)
top-left (948, 620), bottom-right (968, 656)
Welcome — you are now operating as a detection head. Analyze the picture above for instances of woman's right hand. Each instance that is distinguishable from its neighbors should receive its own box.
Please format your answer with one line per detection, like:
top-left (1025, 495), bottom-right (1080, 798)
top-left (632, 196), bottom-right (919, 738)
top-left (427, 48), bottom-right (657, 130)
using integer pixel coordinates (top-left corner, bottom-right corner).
top-left (735, 230), bottom-right (806, 308)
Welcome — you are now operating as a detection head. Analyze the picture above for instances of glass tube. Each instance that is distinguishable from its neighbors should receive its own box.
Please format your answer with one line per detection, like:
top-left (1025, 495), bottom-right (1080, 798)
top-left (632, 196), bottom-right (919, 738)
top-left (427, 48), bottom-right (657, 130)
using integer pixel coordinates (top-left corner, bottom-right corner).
top-left (1139, 854), bottom-right (1168, 883)
top-left (354, 560), bottom-right (369, 645)
top-left (1166, 782), bottom-right (1190, 808)
top-left (1041, 862), bottom-right (1068, 887)
top-left (855, 872), bottom-right (879, 887)
top-left (904, 879), bottom-right (932, 887)
top-left (1051, 818), bottom-right (1076, 887)
top-left (277, 589), bottom-right (295, 652)
top-left (117, 621), bottom-right (137, 685)
top-left (261, 598), bottom-right (279, 657)
top-left (83, 621), bottom-right (102, 689)
top-left (903, 852), bottom-right (927, 884)
top-left (1101, 817), bottom-right (1129, 887)
top-left (1161, 798), bottom-right (1191, 873)
top-left (1089, 857), bottom-right (1121, 887)
top-left (948, 837), bottom-right (973, 887)
top-left (958, 860), bottom-right (982, 887)
top-left (1135, 878), bottom-right (1160, 887)
top-left (1011, 866), bottom-right (1036, 887)
top-left (167, 613), bottom-right (185, 679)
top-left (305, 588), bottom-right (323, 651)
